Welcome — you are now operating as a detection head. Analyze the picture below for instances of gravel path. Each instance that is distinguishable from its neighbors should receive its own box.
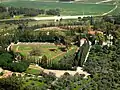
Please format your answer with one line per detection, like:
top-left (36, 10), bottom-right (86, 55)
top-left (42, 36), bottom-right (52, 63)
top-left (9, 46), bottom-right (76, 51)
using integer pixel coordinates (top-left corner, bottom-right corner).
top-left (29, 65), bottom-right (90, 78)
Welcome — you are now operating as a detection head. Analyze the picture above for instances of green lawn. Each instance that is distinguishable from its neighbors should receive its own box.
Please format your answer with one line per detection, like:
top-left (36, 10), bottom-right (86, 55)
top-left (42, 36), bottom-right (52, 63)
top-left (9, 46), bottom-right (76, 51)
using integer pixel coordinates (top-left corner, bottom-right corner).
top-left (12, 43), bottom-right (78, 62)
top-left (0, 1), bottom-right (115, 15)
top-left (13, 44), bottom-right (62, 58)
top-left (12, 43), bottom-right (66, 60)
top-left (25, 68), bottom-right (41, 75)
top-left (52, 46), bottom-right (78, 63)
top-left (1, 0), bottom-right (115, 3)
top-left (109, 3), bottom-right (120, 15)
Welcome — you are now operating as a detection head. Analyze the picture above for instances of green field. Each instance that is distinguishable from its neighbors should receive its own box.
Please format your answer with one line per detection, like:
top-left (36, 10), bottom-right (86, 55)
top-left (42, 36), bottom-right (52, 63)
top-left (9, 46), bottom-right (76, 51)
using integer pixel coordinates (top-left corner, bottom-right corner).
top-left (80, 0), bottom-right (116, 3)
top-left (1, 0), bottom-right (116, 3)
top-left (25, 68), bottom-right (42, 75)
top-left (0, 1), bottom-right (116, 15)
top-left (12, 43), bottom-right (63, 59)
top-left (12, 43), bottom-right (77, 62)
top-left (110, 1), bottom-right (120, 15)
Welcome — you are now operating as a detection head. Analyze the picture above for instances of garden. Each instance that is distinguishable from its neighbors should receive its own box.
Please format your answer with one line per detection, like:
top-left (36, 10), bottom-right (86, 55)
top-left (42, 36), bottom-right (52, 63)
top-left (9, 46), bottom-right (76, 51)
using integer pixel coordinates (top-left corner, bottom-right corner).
top-left (12, 43), bottom-right (78, 63)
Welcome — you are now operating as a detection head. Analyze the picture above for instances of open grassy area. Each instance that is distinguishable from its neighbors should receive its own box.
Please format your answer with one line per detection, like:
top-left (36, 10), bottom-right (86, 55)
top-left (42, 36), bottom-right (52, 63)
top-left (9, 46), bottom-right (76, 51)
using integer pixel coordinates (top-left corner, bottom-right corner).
top-left (12, 43), bottom-right (63, 58)
top-left (80, 0), bottom-right (116, 3)
top-left (109, 1), bottom-right (120, 15)
top-left (1, 0), bottom-right (116, 3)
top-left (12, 43), bottom-right (78, 62)
top-left (25, 68), bottom-right (41, 75)
top-left (52, 46), bottom-right (77, 63)
top-left (0, 1), bottom-right (115, 15)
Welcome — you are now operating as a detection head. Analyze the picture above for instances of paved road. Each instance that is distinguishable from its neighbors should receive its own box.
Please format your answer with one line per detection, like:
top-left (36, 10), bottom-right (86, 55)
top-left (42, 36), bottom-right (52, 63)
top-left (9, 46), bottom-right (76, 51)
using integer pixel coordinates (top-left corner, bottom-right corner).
top-left (0, 15), bottom-right (99, 22)
top-left (96, 0), bottom-right (113, 4)
top-left (32, 15), bottom-right (98, 21)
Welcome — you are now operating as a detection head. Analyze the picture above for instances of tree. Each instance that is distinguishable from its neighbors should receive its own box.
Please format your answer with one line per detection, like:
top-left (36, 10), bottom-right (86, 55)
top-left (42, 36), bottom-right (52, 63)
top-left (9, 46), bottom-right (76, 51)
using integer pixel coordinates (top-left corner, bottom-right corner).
top-left (40, 55), bottom-right (47, 67)
top-left (46, 9), bottom-right (60, 16)
top-left (0, 53), bottom-right (13, 68)
top-left (0, 75), bottom-right (23, 90)
top-left (9, 61), bottom-right (29, 72)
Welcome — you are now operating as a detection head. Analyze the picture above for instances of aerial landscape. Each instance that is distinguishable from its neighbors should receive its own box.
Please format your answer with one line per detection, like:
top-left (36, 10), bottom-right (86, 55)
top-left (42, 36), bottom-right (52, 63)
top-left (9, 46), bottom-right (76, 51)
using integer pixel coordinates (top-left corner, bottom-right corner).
top-left (0, 0), bottom-right (120, 90)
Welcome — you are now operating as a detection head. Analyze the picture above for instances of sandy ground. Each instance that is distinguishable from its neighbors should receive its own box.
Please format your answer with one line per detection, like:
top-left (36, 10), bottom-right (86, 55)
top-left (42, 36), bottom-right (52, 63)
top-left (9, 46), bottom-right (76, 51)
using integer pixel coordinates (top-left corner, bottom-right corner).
top-left (44, 68), bottom-right (90, 78)
top-left (0, 70), bottom-right (13, 78)
top-left (0, 69), bottom-right (25, 78)
top-left (0, 64), bottom-right (90, 79)
top-left (29, 65), bottom-right (90, 78)
top-left (34, 27), bottom-right (67, 31)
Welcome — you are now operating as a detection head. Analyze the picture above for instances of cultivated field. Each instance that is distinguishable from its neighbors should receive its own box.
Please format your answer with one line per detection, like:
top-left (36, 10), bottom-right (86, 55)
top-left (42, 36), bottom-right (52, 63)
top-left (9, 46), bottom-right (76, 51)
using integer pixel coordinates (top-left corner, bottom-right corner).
top-left (0, 0), bottom-right (116, 15)
top-left (1, 0), bottom-right (116, 3)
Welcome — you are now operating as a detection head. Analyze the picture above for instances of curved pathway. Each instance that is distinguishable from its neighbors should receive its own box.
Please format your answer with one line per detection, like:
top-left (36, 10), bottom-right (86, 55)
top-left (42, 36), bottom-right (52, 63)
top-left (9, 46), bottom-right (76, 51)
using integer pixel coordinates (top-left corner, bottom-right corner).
top-left (29, 64), bottom-right (90, 78)
top-left (102, 4), bottom-right (118, 15)
top-left (96, 0), bottom-right (113, 4)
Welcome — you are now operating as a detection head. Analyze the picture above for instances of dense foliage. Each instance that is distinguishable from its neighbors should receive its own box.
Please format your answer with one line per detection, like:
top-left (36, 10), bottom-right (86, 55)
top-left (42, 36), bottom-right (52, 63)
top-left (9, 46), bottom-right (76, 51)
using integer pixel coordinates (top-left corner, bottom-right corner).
top-left (0, 51), bottom-right (29, 72)
top-left (0, 75), bottom-right (23, 90)
top-left (0, 5), bottom-right (60, 19)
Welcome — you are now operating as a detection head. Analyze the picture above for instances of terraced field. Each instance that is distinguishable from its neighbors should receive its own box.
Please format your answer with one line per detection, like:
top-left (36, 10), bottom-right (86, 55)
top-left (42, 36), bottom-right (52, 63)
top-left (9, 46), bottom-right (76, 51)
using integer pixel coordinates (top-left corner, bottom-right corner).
top-left (0, 0), bottom-right (116, 15)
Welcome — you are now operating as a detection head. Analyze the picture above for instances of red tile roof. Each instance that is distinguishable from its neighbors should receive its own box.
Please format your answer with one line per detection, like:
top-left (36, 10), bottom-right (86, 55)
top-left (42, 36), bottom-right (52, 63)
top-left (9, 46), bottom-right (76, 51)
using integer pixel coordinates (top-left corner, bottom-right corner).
top-left (88, 30), bottom-right (103, 35)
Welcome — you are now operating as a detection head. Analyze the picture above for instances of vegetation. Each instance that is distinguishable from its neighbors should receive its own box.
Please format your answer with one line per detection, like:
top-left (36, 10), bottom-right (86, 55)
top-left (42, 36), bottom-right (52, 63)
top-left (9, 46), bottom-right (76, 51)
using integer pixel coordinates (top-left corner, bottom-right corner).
top-left (0, 2), bottom-right (120, 89)
top-left (0, 51), bottom-right (29, 72)
top-left (0, 75), bottom-right (23, 90)
top-left (25, 68), bottom-right (41, 75)
top-left (0, 1), bottom-right (115, 15)
top-left (0, 5), bottom-right (60, 19)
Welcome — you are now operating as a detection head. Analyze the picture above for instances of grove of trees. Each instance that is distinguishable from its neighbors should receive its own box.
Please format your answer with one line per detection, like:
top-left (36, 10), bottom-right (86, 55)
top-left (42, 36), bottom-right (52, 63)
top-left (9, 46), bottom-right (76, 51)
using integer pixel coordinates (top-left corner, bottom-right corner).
top-left (0, 5), bottom-right (60, 19)
top-left (0, 50), bottom-right (29, 72)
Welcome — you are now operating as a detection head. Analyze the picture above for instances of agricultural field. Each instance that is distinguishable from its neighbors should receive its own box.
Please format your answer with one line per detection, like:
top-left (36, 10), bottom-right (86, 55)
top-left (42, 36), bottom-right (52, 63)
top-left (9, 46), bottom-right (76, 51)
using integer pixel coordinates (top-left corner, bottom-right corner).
top-left (12, 43), bottom-right (78, 62)
top-left (0, 0), bottom-right (116, 15)
top-left (1, 0), bottom-right (116, 3)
